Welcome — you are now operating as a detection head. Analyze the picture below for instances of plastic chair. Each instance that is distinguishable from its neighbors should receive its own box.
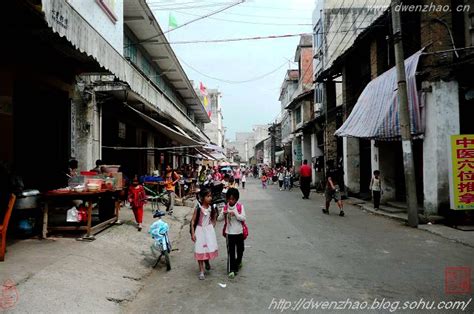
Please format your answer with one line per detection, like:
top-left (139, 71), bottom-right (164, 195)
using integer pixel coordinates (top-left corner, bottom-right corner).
top-left (1, 194), bottom-right (16, 261)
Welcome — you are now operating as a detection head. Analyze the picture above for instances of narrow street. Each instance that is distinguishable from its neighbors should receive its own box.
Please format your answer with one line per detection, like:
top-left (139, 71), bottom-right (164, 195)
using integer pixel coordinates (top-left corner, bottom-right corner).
top-left (125, 179), bottom-right (474, 313)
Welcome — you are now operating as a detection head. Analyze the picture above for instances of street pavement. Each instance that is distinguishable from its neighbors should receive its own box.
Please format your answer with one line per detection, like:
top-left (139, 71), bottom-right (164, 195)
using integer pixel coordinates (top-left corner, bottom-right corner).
top-left (124, 178), bottom-right (474, 313)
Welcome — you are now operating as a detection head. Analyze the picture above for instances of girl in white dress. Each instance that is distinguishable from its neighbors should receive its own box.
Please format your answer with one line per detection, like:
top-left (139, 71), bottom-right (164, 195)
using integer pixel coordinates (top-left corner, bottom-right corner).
top-left (191, 188), bottom-right (218, 280)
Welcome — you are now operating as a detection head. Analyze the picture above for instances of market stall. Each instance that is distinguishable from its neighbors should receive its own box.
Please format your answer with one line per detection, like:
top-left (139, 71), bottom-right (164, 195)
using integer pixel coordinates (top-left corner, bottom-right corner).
top-left (42, 189), bottom-right (121, 240)
top-left (42, 169), bottom-right (124, 240)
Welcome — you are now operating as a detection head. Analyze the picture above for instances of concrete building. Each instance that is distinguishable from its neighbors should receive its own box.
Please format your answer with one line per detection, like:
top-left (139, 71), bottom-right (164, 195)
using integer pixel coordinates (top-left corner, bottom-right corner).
top-left (279, 70), bottom-right (299, 167)
top-left (284, 35), bottom-right (316, 176)
top-left (226, 132), bottom-right (254, 164)
top-left (0, 0), bottom-right (210, 190)
top-left (312, 0), bottom-right (390, 172)
top-left (317, 0), bottom-right (474, 218)
top-left (198, 88), bottom-right (225, 148)
top-left (251, 124), bottom-right (271, 165)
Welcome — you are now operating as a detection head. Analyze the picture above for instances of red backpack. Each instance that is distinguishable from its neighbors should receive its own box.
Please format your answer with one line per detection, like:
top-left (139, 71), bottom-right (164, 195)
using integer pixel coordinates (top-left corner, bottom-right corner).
top-left (222, 203), bottom-right (248, 240)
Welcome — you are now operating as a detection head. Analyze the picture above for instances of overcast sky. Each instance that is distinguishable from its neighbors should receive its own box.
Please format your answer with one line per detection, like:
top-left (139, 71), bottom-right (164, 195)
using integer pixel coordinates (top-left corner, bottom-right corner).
top-left (148, 0), bottom-right (315, 140)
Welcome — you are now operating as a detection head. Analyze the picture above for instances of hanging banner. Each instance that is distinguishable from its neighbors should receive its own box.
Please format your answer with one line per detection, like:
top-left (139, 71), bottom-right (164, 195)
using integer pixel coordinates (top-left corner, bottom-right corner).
top-left (449, 135), bottom-right (474, 210)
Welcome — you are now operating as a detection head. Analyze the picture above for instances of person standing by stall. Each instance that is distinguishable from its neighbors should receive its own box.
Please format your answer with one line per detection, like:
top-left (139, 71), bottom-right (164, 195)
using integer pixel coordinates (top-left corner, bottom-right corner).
top-left (67, 159), bottom-right (78, 179)
top-left (90, 159), bottom-right (105, 174)
top-left (164, 165), bottom-right (181, 215)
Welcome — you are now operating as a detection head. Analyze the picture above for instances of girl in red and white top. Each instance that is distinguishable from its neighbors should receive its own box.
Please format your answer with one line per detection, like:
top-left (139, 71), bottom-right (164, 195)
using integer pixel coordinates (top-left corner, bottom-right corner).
top-left (190, 188), bottom-right (218, 280)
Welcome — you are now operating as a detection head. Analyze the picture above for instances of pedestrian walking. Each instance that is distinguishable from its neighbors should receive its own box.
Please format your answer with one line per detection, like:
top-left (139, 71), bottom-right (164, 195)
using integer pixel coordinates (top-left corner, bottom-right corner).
top-left (299, 160), bottom-right (312, 199)
top-left (369, 170), bottom-right (382, 210)
top-left (164, 165), bottom-right (181, 214)
top-left (241, 172), bottom-right (247, 189)
top-left (278, 167), bottom-right (285, 191)
top-left (190, 188), bottom-right (218, 280)
top-left (228, 176), bottom-right (237, 189)
top-left (128, 177), bottom-right (146, 231)
top-left (222, 188), bottom-right (247, 279)
top-left (284, 167), bottom-right (291, 190)
top-left (288, 166), bottom-right (294, 190)
top-left (261, 174), bottom-right (267, 189)
top-left (234, 167), bottom-right (241, 187)
top-left (323, 160), bottom-right (344, 216)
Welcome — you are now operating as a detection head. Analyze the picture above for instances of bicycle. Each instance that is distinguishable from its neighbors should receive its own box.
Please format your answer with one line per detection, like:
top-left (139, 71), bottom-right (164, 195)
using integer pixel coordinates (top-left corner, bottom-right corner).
top-left (143, 185), bottom-right (170, 211)
top-left (150, 210), bottom-right (171, 271)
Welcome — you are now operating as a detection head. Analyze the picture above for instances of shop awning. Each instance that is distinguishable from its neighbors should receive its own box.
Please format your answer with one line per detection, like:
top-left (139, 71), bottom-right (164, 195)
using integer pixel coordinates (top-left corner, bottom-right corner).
top-left (41, 0), bottom-right (210, 137)
top-left (209, 152), bottom-right (227, 160)
top-left (203, 143), bottom-right (225, 154)
top-left (335, 50), bottom-right (423, 140)
top-left (195, 149), bottom-right (216, 161)
top-left (127, 106), bottom-right (202, 146)
top-left (275, 150), bottom-right (285, 157)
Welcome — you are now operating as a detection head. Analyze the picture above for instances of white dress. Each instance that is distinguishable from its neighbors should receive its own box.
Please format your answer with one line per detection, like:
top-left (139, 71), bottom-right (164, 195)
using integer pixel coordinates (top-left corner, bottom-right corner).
top-left (194, 205), bottom-right (219, 260)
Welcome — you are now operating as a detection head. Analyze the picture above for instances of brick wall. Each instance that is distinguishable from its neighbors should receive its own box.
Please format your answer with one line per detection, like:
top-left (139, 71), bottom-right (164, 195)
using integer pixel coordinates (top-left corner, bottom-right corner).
top-left (419, 0), bottom-right (456, 81)
top-left (301, 47), bottom-right (314, 88)
top-left (324, 119), bottom-right (338, 162)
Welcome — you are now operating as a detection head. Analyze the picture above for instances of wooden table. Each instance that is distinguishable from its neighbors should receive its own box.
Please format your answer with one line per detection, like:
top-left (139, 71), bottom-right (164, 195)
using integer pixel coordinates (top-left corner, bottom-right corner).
top-left (42, 190), bottom-right (122, 241)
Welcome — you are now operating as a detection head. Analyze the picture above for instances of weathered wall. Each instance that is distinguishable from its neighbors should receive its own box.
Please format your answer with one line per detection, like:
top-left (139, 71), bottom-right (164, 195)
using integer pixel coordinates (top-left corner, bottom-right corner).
top-left (72, 88), bottom-right (101, 171)
top-left (423, 80), bottom-right (460, 214)
top-left (68, 0), bottom-right (124, 54)
top-left (378, 142), bottom-right (397, 202)
top-left (343, 137), bottom-right (360, 194)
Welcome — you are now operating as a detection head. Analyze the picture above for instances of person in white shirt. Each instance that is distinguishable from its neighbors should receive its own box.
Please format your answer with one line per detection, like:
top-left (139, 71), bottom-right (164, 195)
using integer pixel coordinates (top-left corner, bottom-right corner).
top-left (222, 188), bottom-right (246, 279)
top-left (369, 170), bottom-right (382, 210)
top-left (241, 172), bottom-right (247, 189)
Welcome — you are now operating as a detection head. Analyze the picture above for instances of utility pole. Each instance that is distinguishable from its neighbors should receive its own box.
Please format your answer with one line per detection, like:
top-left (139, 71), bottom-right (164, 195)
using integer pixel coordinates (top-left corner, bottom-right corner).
top-left (269, 124), bottom-right (276, 167)
top-left (391, 0), bottom-right (418, 227)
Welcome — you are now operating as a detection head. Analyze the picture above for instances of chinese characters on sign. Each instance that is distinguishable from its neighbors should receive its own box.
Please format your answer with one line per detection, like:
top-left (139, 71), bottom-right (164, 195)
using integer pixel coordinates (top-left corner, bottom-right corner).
top-left (51, 8), bottom-right (69, 29)
top-left (449, 135), bottom-right (474, 210)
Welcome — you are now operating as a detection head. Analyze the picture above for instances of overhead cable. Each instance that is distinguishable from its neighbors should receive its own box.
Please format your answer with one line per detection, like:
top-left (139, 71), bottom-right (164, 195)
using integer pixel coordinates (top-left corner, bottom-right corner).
top-left (136, 0), bottom-right (245, 45)
top-left (146, 32), bottom-right (312, 45)
top-left (178, 57), bottom-right (289, 84)
top-left (176, 10), bottom-right (312, 26)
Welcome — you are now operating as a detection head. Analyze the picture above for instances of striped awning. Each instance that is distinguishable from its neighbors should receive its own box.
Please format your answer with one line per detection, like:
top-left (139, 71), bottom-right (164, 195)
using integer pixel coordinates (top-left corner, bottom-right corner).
top-left (335, 50), bottom-right (423, 140)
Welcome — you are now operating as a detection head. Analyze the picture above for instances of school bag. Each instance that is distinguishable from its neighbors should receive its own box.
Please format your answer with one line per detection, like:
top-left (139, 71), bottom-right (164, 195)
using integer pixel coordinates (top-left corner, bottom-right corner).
top-left (222, 203), bottom-right (248, 240)
top-left (189, 204), bottom-right (201, 235)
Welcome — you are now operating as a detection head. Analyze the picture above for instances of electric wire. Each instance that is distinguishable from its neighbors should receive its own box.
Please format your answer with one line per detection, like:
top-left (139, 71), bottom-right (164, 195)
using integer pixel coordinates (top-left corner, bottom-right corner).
top-left (175, 10), bottom-right (312, 26)
top-left (145, 32), bottom-right (312, 45)
top-left (327, 0), bottom-right (382, 65)
top-left (323, 0), bottom-right (374, 56)
top-left (135, 0), bottom-right (245, 45)
top-left (178, 57), bottom-right (289, 84)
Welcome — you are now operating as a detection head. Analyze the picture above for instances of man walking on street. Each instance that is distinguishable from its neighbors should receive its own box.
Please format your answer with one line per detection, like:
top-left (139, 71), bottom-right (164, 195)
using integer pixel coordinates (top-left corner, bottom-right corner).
top-left (164, 165), bottom-right (181, 214)
top-left (299, 160), bottom-right (312, 199)
top-left (323, 160), bottom-right (344, 216)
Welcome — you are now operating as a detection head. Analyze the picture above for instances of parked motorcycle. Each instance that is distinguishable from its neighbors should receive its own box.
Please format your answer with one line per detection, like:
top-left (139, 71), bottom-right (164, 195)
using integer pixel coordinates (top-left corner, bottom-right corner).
top-left (149, 210), bottom-right (171, 271)
top-left (199, 180), bottom-right (226, 213)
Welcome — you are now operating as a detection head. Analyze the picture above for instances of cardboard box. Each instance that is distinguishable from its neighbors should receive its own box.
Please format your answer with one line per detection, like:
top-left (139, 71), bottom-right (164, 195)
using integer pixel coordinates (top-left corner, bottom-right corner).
top-left (112, 172), bottom-right (123, 189)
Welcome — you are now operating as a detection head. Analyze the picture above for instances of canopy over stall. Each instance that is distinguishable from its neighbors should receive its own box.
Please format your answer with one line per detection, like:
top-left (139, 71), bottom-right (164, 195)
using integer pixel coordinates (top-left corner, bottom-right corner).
top-left (335, 50), bottom-right (424, 140)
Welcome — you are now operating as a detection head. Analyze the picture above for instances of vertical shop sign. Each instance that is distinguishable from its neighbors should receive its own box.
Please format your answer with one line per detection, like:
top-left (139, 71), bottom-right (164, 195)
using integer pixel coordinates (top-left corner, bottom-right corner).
top-left (70, 102), bottom-right (77, 158)
top-left (449, 135), bottom-right (474, 210)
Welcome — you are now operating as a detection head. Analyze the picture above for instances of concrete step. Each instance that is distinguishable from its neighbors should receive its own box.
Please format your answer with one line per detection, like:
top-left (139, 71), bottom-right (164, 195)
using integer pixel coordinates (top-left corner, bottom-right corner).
top-left (386, 201), bottom-right (408, 210)
top-left (379, 204), bottom-right (406, 213)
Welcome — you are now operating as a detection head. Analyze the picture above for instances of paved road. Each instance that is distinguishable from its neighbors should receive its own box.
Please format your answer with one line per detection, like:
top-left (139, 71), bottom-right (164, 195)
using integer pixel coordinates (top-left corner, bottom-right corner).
top-left (125, 178), bottom-right (474, 313)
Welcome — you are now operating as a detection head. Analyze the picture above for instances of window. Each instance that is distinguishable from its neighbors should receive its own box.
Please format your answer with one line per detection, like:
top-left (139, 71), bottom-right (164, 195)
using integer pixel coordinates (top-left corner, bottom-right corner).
top-left (313, 20), bottom-right (323, 57)
top-left (124, 36), bottom-right (137, 64)
top-left (295, 106), bottom-right (302, 124)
